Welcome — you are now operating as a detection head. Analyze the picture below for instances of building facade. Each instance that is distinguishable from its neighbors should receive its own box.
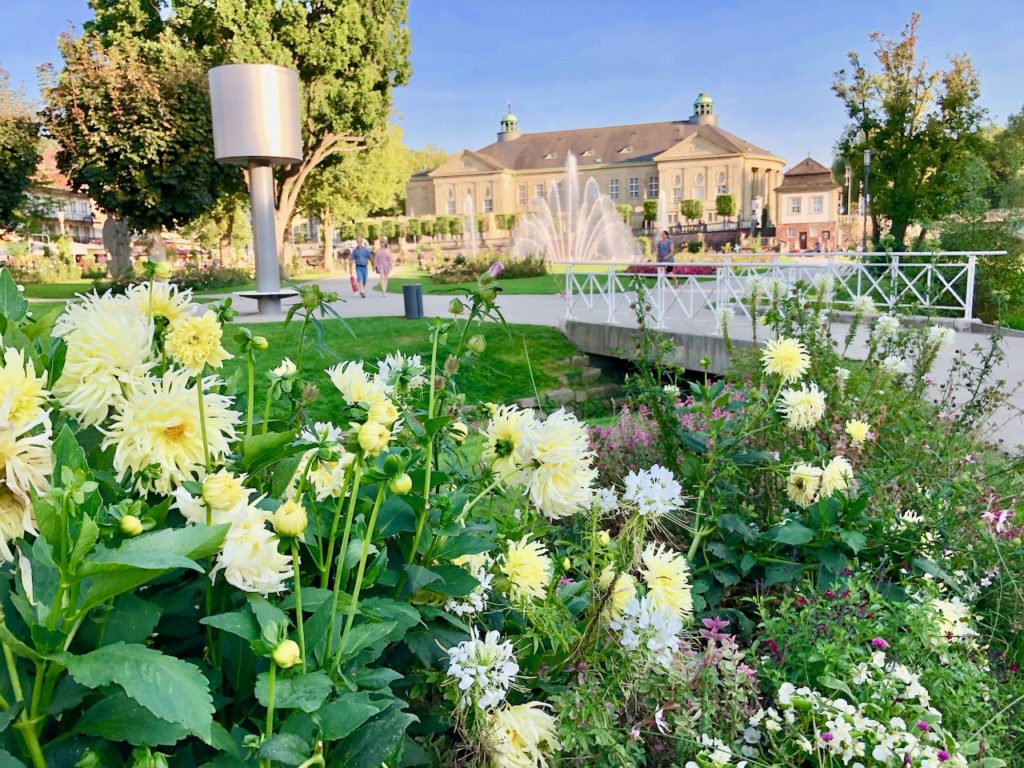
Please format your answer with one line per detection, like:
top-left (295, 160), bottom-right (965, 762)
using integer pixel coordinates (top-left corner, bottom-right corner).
top-left (406, 94), bottom-right (786, 229)
top-left (30, 149), bottom-right (106, 246)
top-left (773, 157), bottom-right (843, 251)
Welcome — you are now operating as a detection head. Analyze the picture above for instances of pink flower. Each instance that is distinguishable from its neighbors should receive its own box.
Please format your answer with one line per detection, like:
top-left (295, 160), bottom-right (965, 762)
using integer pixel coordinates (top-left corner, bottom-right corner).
top-left (487, 261), bottom-right (504, 278)
top-left (821, 732), bottom-right (834, 742)
top-left (916, 721), bottom-right (930, 732)
top-left (870, 637), bottom-right (889, 650)
top-left (937, 751), bottom-right (950, 762)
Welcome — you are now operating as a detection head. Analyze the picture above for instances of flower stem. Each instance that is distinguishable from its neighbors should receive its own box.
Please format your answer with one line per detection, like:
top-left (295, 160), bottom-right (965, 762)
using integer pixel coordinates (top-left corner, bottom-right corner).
top-left (261, 380), bottom-right (279, 435)
top-left (245, 350), bottom-right (255, 438)
top-left (291, 541), bottom-right (305, 673)
top-left (407, 328), bottom-right (441, 566)
top-left (337, 482), bottom-right (387, 664)
top-left (325, 462), bottom-right (362, 661)
top-left (3, 644), bottom-right (46, 768)
top-left (295, 315), bottom-right (310, 372)
top-left (262, 661), bottom-right (277, 767)
top-left (321, 481), bottom-right (351, 590)
top-left (196, 373), bottom-right (211, 473)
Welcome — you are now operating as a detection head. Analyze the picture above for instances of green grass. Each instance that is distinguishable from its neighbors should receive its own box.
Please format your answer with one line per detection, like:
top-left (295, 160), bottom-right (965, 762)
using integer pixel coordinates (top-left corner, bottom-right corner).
top-left (224, 316), bottom-right (580, 422)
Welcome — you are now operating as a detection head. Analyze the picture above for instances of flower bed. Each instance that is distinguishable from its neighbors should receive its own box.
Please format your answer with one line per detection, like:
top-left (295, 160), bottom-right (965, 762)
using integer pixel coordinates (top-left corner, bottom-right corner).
top-left (0, 265), bottom-right (1020, 767)
top-left (624, 263), bottom-right (717, 275)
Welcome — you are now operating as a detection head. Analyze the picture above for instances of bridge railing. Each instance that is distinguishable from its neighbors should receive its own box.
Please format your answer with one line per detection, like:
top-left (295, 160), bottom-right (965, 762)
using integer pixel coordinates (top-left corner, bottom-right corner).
top-left (558, 251), bottom-right (1003, 329)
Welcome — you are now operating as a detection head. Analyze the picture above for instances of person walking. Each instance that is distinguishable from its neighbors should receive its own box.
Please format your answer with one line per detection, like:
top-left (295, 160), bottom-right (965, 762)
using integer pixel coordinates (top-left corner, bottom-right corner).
top-left (655, 230), bottom-right (678, 287)
top-left (350, 237), bottom-right (371, 298)
top-left (373, 238), bottom-right (393, 297)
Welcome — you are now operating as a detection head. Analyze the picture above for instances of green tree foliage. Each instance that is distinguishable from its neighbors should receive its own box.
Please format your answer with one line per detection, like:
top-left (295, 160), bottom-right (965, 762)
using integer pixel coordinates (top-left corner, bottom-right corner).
top-left (406, 219), bottom-right (421, 239)
top-left (941, 216), bottom-right (1024, 323)
top-left (419, 218), bottom-right (434, 238)
top-left (714, 194), bottom-right (736, 219)
top-left (495, 213), bottom-right (519, 236)
top-left (679, 199), bottom-right (703, 222)
top-left (979, 108), bottom-right (1024, 208)
top-left (642, 199), bottom-right (658, 224)
top-left (0, 70), bottom-right (41, 233)
top-left (175, 0), bottom-right (411, 262)
top-left (405, 144), bottom-right (450, 175)
top-left (833, 13), bottom-right (985, 250)
top-left (40, 29), bottom-right (240, 259)
top-left (616, 204), bottom-right (634, 226)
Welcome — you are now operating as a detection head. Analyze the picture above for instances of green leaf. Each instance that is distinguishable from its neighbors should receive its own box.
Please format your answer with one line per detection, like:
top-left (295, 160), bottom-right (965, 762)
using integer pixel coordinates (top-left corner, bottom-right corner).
top-left (76, 690), bottom-right (189, 746)
top-left (249, 595), bottom-right (290, 637)
top-left (240, 429), bottom-right (300, 474)
top-left (350, 666), bottom-right (401, 690)
top-left (770, 522), bottom-right (815, 546)
top-left (817, 548), bottom-right (849, 575)
top-left (426, 564), bottom-right (479, 597)
top-left (69, 515), bottom-right (99, 572)
top-left (838, 529), bottom-right (867, 554)
top-left (739, 552), bottom-right (757, 575)
top-left (256, 670), bottom-right (332, 713)
top-left (912, 557), bottom-right (958, 589)
top-left (0, 268), bottom-right (29, 322)
top-left (818, 674), bottom-right (855, 701)
top-left (98, 594), bottom-right (163, 646)
top-left (201, 609), bottom-right (260, 642)
top-left (63, 642), bottom-right (214, 741)
top-left (401, 564), bottom-right (442, 596)
top-left (0, 748), bottom-right (28, 768)
top-left (764, 562), bottom-right (804, 586)
top-left (432, 535), bottom-right (494, 562)
top-left (712, 568), bottom-right (741, 587)
top-left (717, 512), bottom-right (757, 543)
top-left (339, 621), bottom-right (397, 663)
top-left (52, 424), bottom-right (88, 478)
top-left (258, 734), bottom-right (311, 766)
top-left (315, 692), bottom-right (384, 741)
top-left (331, 708), bottom-right (417, 768)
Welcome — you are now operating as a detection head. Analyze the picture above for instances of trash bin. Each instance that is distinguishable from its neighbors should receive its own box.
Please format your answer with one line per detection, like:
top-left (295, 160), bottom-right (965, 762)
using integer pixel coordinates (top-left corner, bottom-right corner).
top-left (403, 284), bottom-right (423, 320)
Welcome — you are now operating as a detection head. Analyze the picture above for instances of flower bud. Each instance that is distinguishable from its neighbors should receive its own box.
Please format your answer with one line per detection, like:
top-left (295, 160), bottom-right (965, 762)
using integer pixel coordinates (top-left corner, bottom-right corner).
top-left (252, 335), bottom-right (269, 351)
top-left (597, 529), bottom-right (611, 547)
top-left (444, 355), bottom-right (460, 376)
top-left (358, 421), bottom-right (391, 456)
top-left (153, 261), bottom-right (173, 281)
top-left (448, 298), bottom-right (465, 316)
top-left (272, 500), bottom-right (307, 538)
top-left (271, 639), bottom-right (302, 669)
top-left (272, 358), bottom-right (298, 378)
top-left (301, 384), bottom-right (319, 404)
top-left (561, 557), bottom-right (571, 572)
top-left (389, 472), bottom-right (412, 495)
top-left (382, 454), bottom-right (403, 478)
top-left (451, 421), bottom-right (469, 443)
top-left (120, 514), bottom-right (144, 537)
top-left (467, 335), bottom-right (486, 355)
top-left (367, 398), bottom-right (399, 426)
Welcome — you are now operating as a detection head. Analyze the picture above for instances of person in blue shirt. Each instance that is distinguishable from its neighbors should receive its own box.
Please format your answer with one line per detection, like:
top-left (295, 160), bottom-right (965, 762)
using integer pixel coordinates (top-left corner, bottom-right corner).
top-left (350, 238), bottom-right (372, 297)
top-left (655, 230), bottom-right (678, 286)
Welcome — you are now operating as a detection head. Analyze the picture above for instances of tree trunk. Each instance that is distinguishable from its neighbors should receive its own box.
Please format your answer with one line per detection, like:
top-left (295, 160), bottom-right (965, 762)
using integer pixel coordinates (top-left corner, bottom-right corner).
top-left (889, 218), bottom-right (909, 251)
top-left (219, 212), bottom-right (234, 265)
top-left (281, 221), bottom-right (294, 275)
top-left (102, 218), bottom-right (132, 277)
top-left (322, 211), bottom-right (335, 272)
top-left (148, 226), bottom-right (166, 262)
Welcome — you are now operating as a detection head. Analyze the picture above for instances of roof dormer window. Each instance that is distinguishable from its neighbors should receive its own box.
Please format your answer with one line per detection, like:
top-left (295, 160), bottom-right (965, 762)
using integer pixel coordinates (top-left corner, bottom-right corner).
top-left (619, 146), bottom-right (633, 154)
top-left (581, 149), bottom-right (594, 157)
top-left (544, 152), bottom-right (557, 160)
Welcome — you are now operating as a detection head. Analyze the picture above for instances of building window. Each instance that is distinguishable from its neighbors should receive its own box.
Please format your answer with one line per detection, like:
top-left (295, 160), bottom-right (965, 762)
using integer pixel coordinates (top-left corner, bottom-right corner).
top-left (787, 227), bottom-right (796, 237)
top-left (447, 200), bottom-right (456, 214)
top-left (535, 183), bottom-right (544, 199)
top-left (648, 176), bottom-right (659, 198)
top-left (788, 196), bottom-right (802, 214)
top-left (484, 198), bottom-right (493, 213)
top-left (629, 177), bottom-right (639, 198)
top-left (693, 186), bottom-right (705, 201)
top-left (517, 185), bottom-right (526, 205)
top-left (672, 187), bottom-right (682, 202)
top-left (716, 184), bottom-right (728, 195)
top-left (609, 179), bottom-right (620, 200)
top-left (810, 226), bottom-right (819, 237)
top-left (811, 195), bottom-right (824, 213)
top-left (823, 230), bottom-right (831, 241)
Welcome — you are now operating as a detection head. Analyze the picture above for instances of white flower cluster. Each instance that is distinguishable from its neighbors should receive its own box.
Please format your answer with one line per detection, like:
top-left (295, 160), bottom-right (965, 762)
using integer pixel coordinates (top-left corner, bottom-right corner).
top-left (622, 464), bottom-right (684, 518)
top-left (376, 351), bottom-right (427, 392)
top-left (851, 294), bottom-right (877, 315)
top-left (446, 628), bottom-right (519, 710)
top-left (287, 422), bottom-right (353, 501)
top-left (593, 487), bottom-right (620, 515)
top-left (609, 595), bottom-right (682, 668)
top-left (444, 553), bottom-right (494, 616)
top-left (881, 355), bottom-right (911, 376)
top-left (874, 314), bottom-right (901, 339)
top-left (926, 325), bottom-right (956, 350)
top-left (684, 735), bottom-right (738, 767)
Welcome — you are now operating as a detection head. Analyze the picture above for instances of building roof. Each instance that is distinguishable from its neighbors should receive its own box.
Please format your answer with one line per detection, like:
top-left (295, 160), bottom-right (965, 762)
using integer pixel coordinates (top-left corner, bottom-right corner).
top-left (469, 120), bottom-right (779, 172)
top-left (33, 149), bottom-right (74, 192)
top-left (776, 157), bottom-right (839, 192)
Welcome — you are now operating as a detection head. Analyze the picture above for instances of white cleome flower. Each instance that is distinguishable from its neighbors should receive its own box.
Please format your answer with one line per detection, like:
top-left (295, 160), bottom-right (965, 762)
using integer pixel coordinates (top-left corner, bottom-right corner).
top-left (444, 553), bottom-right (494, 616)
top-left (622, 464), bottom-right (684, 518)
top-left (446, 628), bottom-right (519, 710)
top-left (851, 294), bottom-right (877, 315)
top-left (609, 596), bottom-right (683, 668)
top-left (926, 325), bottom-right (956, 349)
top-left (881, 355), bottom-right (910, 376)
top-left (874, 314), bottom-right (901, 339)
top-left (376, 352), bottom-right (426, 392)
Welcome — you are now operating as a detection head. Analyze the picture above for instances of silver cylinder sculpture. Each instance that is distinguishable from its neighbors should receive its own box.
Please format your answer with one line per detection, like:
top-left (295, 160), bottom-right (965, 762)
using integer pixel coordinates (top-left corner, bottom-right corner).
top-left (208, 64), bottom-right (303, 315)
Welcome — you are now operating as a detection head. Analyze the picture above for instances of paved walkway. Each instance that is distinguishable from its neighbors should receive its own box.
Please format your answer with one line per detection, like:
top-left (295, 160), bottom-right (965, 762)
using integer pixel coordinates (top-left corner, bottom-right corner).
top-left (223, 278), bottom-right (1024, 452)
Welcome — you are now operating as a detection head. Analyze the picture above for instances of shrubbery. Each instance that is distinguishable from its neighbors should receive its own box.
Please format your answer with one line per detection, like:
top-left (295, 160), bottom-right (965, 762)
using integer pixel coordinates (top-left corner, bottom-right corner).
top-left (429, 250), bottom-right (547, 283)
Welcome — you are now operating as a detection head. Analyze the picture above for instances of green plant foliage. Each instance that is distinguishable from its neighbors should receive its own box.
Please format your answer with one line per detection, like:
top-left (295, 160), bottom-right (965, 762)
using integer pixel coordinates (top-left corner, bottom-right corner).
top-left (0, 70), bottom-right (40, 232)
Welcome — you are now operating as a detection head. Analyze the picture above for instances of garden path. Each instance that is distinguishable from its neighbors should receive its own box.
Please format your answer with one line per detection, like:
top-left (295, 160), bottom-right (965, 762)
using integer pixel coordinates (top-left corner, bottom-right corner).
top-left (222, 279), bottom-right (1024, 452)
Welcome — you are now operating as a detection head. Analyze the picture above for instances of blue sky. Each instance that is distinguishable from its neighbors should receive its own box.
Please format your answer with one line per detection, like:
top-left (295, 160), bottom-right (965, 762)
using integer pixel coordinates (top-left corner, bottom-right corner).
top-left (3, 0), bottom-right (1023, 169)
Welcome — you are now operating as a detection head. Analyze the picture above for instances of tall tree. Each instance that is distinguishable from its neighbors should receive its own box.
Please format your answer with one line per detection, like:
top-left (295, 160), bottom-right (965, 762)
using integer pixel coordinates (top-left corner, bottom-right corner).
top-left (176, 0), bottom-right (411, 267)
top-left (980, 107), bottom-right (1024, 209)
top-left (0, 69), bottom-right (41, 234)
top-left (833, 13), bottom-right (985, 250)
top-left (40, 29), bottom-right (240, 272)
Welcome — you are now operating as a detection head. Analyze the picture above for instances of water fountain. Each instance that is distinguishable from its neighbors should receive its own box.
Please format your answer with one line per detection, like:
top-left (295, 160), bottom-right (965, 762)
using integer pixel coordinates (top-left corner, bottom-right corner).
top-left (462, 190), bottom-right (480, 258)
top-left (655, 190), bottom-right (668, 234)
top-left (511, 152), bottom-right (640, 262)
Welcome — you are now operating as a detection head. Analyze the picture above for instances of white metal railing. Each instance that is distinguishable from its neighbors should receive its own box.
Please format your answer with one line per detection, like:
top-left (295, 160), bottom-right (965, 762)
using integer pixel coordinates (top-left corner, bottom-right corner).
top-left (560, 252), bottom-right (1004, 328)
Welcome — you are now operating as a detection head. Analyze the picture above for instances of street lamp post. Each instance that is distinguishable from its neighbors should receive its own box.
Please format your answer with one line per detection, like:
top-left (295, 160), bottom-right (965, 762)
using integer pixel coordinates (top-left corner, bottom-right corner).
top-left (208, 64), bottom-right (303, 315)
top-left (857, 129), bottom-right (871, 252)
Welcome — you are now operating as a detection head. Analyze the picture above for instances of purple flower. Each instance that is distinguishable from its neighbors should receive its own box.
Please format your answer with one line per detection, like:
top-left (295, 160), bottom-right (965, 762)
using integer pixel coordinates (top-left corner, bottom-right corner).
top-left (937, 750), bottom-right (950, 762)
top-left (871, 637), bottom-right (889, 650)
top-left (821, 732), bottom-right (834, 742)
top-left (487, 261), bottom-right (504, 278)
top-left (917, 721), bottom-right (930, 732)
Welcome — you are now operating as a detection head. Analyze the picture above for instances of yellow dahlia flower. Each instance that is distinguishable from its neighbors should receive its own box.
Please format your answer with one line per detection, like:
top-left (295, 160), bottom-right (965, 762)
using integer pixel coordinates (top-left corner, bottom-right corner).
top-left (357, 420), bottom-right (391, 455)
top-left (845, 419), bottom-right (870, 445)
top-left (500, 536), bottom-right (552, 603)
top-left (641, 543), bottom-right (693, 621)
top-left (202, 469), bottom-right (249, 514)
top-left (0, 399), bottom-right (52, 508)
top-left (126, 280), bottom-right (194, 325)
top-left (102, 370), bottom-right (238, 495)
top-left (520, 409), bottom-right (597, 520)
top-left (367, 398), bottom-right (399, 426)
top-left (0, 347), bottom-right (49, 428)
top-left (0, 486), bottom-right (37, 561)
top-left (486, 701), bottom-right (559, 768)
top-left (483, 405), bottom-right (537, 481)
top-left (786, 464), bottom-right (822, 508)
top-left (777, 383), bottom-right (826, 430)
top-left (53, 293), bottom-right (155, 426)
top-left (272, 499), bottom-right (308, 538)
top-left (761, 337), bottom-right (810, 383)
top-left (165, 310), bottom-right (231, 374)
top-left (211, 510), bottom-right (290, 595)
top-left (599, 566), bottom-right (636, 618)
top-left (819, 456), bottom-right (853, 498)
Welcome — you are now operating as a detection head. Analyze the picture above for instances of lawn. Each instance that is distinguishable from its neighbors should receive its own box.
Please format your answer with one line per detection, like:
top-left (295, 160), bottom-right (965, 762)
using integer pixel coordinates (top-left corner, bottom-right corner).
top-left (224, 315), bottom-right (579, 423)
